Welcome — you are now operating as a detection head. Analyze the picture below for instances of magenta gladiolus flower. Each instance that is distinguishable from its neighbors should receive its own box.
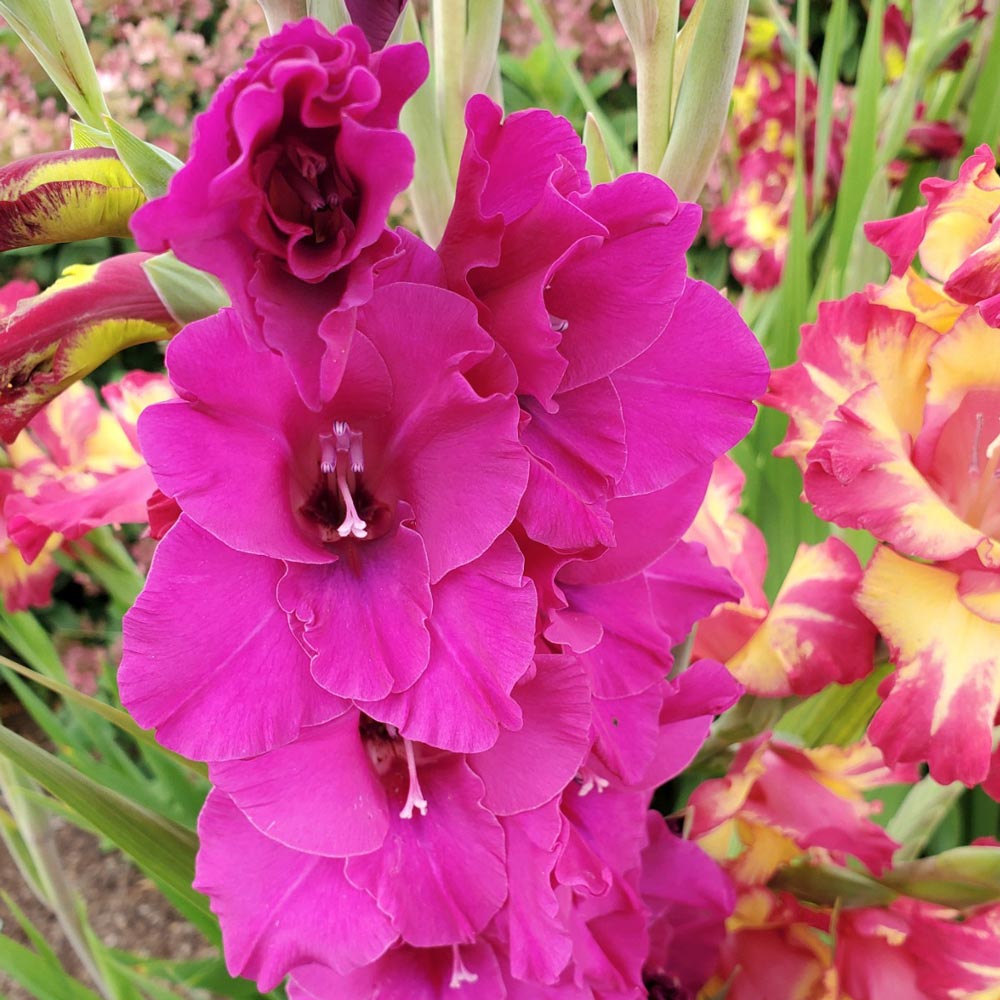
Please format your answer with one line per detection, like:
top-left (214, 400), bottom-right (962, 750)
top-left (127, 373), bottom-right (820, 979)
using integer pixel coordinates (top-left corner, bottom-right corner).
top-left (115, 52), bottom-right (775, 998)
top-left (131, 20), bottom-right (428, 407)
top-left (439, 96), bottom-right (769, 555)
top-left (119, 281), bottom-right (533, 760)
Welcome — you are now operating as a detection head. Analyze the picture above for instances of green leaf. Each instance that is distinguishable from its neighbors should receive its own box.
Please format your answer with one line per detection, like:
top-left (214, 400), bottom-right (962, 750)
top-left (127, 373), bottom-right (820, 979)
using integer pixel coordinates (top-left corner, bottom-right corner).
top-left (812, 0), bottom-right (849, 216)
top-left (0, 932), bottom-right (103, 1000)
top-left (1, 890), bottom-right (60, 966)
top-left (0, 654), bottom-right (205, 779)
top-left (964, 11), bottom-right (1000, 152)
top-left (80, 917), bottom-right (149, 1000)
top-left (112, 954), bottom-right (278, 999)
top-left (777, 662), bottom-right (892, 746)
top-left (0, 725), bottom-right (216, 940)
top-left (887, 776), bottom-right (965, 861)
top-left (0, 808), bottom-right (44, 899)
top-left (143, 252), bottom-right (230, 326)
top-left (70, 120), bottom-right (112, 150)
top-left (103, 117), bottom-right (182, 200)
top-left (820, 0), bottom-right (885, 301)
top-left (0, 610), bottom-right (65, 676)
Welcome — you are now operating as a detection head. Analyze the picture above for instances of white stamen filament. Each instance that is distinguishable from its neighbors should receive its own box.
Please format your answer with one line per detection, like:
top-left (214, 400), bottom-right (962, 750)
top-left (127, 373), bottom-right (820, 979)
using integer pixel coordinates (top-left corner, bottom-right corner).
top-left (576, 768), bottom-right (609, 797)
top-left (449, 945), bottom-right (478, 989)
top-left (970, 413), bottom-right (985, 476)
top-left (336, 470), bottom-right (368, 539)
top-left (986, 427), bottom-right (1000, 463)
top-left (399, 738), bottom-right (429, 819)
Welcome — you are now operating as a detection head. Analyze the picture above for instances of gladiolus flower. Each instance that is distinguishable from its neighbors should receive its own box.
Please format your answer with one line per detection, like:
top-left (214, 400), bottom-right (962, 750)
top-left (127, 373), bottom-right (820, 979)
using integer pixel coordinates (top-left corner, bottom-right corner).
top-left (690, 736), bottom-right (909, 885)
top-left (687, 458), bottom-right (876, 696)
top-left (5, 375), bottom-right (171, 564)
top-left (131, 19), bottom-right (428, 407)
top-left (0, 147), bottom-right (144, 251)
top-left (439, 96), bottom-right (768, 556)
top-left (120, 283), bottom-right (532, 761)
top-left (770, 147), bottom-right (1000, 785)
top-left (0, 253), bottom-right (179, 442)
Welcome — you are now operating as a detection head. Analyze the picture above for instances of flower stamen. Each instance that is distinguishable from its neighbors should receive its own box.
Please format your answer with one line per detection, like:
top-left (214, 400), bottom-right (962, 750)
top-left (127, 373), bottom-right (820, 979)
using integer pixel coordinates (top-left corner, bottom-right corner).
top-left (449, 945), bottom-right (478, 989)
top-left (576, 766), bottom-right (609, 796)
top-left (399, 738), bottom-right (429, 819)
top-left (970, 412), bottom-right (985, 476)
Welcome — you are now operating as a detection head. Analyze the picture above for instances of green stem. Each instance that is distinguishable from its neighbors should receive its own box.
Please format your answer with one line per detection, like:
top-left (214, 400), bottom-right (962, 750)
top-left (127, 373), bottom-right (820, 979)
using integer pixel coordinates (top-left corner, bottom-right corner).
top-left (463, 0), bottom-right (503, 97)
top-left (634, 0), bottom-right (679, 173)
top-left (432, 0), bottom-right (467, 180)
top-left (692, 694), bottom-right (798, 771)
top-left (887, 777), bottom-right (966, 862)
top-left (400, 5), bottom-right (454, 244)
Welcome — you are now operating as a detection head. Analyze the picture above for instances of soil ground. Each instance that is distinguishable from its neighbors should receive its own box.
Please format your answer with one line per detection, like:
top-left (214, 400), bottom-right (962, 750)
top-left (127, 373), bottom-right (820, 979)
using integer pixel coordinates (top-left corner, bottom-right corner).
top-left (0, 697), bottom-right (210, 1000)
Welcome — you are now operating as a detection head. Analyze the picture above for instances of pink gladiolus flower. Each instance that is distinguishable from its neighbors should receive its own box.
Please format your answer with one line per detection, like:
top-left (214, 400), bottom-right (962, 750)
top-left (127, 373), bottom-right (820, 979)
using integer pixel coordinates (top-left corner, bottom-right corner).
top-left (704, 887), bottom-right (1000, 999)
top-left (690, 736), bottom-right (911, 884)
top-left (687, 460), bottom-right (877, 697)
top-left (120, 283), bottom-right (532, 760)
top-left (131, 20), bottom-right (428, 407)
top-left (117, 63), bottom-right (775, 1000)
top-left (867, 144), bottom-right (1000, 326)
top-left (769, 148), bottom-right (1000, 785)
top-left (837, 898), bottom-right (1000, 1000)
top-left (4, 376), bottom-right (170, 565)
top-left (701, 887), bottom-right (836, 1000)
top-left (439, 96), bottom-right (768, 556)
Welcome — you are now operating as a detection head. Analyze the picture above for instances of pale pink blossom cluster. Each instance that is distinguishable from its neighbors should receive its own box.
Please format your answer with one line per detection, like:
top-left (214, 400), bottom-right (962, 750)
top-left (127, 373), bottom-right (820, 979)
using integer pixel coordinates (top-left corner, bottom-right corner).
top-left (502, 0), bottom-right (630, 80)
top-left (0, 46), bottom-right (71, 163)
top-left (0, 1), bottom-right (265, 161)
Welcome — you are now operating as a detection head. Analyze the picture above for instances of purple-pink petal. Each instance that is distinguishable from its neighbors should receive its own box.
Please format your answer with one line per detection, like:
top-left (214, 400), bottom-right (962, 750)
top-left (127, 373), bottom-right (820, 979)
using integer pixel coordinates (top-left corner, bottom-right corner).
top-left (470, 653), bottom-right (593, 815)
top-left (360, 534), bottom-right (535, 752)
top-left (611, 279), bottom-right (769, 495)
top-left (278, 516), bottom-right (432, 702)
top-left (195, 789), bottom-right (396, 989)
top-left (345, 756), bottom-right (506, 947)
top-left (210, 713), bottom-right (389, 857)
top-left (502, 799), bottom-right (573, 984)
top-left (119, 517), bottom-right (345, 761)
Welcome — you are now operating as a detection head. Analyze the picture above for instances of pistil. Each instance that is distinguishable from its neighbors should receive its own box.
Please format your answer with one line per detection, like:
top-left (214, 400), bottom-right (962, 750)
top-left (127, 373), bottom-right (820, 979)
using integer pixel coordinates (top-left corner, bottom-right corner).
top-left (399, 738), bottom-right (429, 819)
top-left (449, 945), bottom-right (478, 989)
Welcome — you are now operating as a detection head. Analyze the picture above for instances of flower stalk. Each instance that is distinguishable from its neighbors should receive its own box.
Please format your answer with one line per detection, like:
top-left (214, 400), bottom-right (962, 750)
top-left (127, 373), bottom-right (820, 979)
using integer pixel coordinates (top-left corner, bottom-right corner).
top-left (659, 0), bottom-right (749, 198)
